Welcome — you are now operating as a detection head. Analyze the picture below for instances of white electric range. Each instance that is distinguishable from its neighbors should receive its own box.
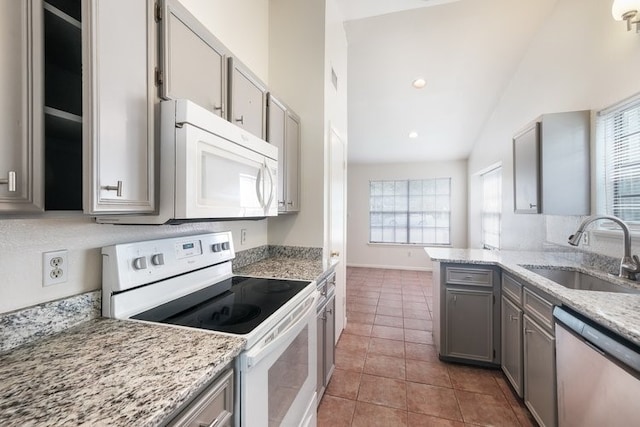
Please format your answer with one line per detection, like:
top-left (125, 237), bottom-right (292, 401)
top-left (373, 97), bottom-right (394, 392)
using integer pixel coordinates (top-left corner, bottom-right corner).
top-left (101, 232), bottom-right (318, 427)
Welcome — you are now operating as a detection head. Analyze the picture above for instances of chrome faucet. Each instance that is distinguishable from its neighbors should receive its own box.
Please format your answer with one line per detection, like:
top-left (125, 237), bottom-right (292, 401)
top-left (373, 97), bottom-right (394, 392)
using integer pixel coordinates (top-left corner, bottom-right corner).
top-left (568, 215), bottom-right (640, 280)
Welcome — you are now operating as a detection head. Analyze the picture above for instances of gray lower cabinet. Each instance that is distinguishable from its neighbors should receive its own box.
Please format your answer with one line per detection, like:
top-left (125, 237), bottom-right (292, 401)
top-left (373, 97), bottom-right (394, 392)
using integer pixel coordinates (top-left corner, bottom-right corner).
top-left (440, 265), bottom-right (500, 365)
top-left (501, 295), bottom-right (523, 397)
top-left (445, 288), bottom-right (494, 362)
top-left (523, 313), bottom-right (557, 427)
top-left (167, 367), bottom-right (234, 427)
top-left (316, 273), bottom-right (336, 402)
top-left (501, 273), bottom-right (557, 427)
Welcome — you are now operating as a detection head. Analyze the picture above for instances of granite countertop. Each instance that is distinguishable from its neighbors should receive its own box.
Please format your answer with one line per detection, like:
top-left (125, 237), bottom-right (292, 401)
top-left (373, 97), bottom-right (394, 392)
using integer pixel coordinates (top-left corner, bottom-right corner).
top-left (0, 318), bottom-right (246, 427)
top-left (235, 256), bottom-right (338, 282)
top-left (426, 248), bottom-right (640, 346)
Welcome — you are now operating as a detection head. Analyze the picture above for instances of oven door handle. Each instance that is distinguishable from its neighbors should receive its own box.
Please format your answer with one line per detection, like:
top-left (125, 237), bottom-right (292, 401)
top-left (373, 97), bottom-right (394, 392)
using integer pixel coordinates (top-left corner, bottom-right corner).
top-left (245, 292), bottom-right (317, 370)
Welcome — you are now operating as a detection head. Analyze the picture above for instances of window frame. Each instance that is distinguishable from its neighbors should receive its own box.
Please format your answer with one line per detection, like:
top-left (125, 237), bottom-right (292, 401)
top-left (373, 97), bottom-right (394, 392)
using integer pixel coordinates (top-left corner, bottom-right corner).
top-left (597, 92), bottom-right (640, 228)
top-left (368, 178), bottom-right (452, 246)
top-left (480, 166), bottom-right (502, 250)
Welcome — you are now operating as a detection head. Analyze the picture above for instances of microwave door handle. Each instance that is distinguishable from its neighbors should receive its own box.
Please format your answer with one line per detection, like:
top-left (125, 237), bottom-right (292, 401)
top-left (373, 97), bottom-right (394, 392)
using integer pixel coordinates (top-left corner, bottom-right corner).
top-left (264, 163), bottom-right (275, 211)
top-left (255, 167), bottom-right (264, 207)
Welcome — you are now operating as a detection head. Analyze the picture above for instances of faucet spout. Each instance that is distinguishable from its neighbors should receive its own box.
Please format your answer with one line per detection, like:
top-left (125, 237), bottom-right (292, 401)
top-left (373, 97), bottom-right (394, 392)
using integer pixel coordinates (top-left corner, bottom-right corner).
top-left (568, 215), bottom-right (639, 280)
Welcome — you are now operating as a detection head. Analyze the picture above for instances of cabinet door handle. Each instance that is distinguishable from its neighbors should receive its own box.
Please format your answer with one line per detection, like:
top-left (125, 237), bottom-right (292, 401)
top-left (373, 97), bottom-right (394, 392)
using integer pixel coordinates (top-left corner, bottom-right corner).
top-left (524, 328), bottom-right (534, 334)
top-left (287, 200), bottom-right (294, 206)
top-left (326, 308), bottom-right (333, 315)
top-left (199, 415), bottom-right (221, 427)
top-left (213, 103), bottom-right (225, 116)
top-left (0, 170), bottom-right (16, 192)
top-left (529, 203), bottom-right (537, 209)
top-left (509, 315), bottom-right (519, 322)
top-left (235, 115), bottom-right (244, 125)
top-left (102, 180), bottom-right (123, 197)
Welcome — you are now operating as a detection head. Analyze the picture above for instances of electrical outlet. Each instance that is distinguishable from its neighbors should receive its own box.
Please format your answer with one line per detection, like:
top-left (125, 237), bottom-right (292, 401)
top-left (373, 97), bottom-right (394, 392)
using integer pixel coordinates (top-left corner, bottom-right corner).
top-left (583, 231), bottom-right (590, 246)
top-left (241, 229), bottom-right (247, 245)
top-left (43, 250), bottom-right (68, 287)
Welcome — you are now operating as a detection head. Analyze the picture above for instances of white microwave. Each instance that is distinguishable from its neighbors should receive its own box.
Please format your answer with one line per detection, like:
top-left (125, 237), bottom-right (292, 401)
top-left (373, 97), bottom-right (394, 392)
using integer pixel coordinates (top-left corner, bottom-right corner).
top-left (99, 99), bottom-right (278, 224)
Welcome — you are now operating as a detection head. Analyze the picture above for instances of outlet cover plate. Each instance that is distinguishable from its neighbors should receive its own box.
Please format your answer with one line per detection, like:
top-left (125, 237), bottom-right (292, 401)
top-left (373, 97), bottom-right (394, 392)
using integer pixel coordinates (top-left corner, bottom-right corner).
top-left (43, 250), bottom-right (68, 287)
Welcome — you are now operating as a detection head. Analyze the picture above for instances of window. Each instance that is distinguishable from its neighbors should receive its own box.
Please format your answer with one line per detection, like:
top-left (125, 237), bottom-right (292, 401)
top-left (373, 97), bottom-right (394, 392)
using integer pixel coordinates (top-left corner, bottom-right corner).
top-left (481, 166), bottom-right (502, 249)
top-left (369, 178), bottom-right (451, 245)
top-left (600, 94), bottom-right (640, 222)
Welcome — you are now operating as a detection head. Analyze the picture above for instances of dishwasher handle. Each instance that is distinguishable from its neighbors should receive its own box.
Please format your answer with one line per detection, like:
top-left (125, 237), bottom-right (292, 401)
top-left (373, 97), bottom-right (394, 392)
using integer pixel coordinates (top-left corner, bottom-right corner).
top-left (553, 306), bottom-right (640, 373)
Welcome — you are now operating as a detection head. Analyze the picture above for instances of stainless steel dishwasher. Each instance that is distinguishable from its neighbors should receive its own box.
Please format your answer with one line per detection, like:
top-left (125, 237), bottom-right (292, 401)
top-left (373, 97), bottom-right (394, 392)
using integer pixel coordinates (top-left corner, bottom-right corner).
top-left (553, 307), bottom-right (640, 427)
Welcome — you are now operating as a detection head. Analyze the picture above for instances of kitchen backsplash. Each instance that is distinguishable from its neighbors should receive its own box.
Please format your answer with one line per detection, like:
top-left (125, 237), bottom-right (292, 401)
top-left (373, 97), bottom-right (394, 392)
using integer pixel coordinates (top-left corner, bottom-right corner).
top-left (232, 245), bottom-right (323, 269)
top-left (0, 291), bottom-right (101, 354)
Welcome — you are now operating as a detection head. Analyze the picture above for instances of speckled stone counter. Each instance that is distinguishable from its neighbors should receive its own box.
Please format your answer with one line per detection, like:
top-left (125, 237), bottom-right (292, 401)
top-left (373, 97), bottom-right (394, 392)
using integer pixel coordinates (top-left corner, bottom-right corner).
top-left (425, 248), bottom-right (640, 346)
top-left (0, 318), bottom-right (245, 427)
top-left (235, 256), bottom-right (338, 282)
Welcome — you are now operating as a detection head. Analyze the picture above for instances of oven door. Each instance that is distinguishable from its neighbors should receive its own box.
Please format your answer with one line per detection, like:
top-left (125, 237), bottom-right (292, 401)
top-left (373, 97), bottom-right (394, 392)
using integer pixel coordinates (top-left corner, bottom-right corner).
top-left (239, 294), bottom-right (317, 427)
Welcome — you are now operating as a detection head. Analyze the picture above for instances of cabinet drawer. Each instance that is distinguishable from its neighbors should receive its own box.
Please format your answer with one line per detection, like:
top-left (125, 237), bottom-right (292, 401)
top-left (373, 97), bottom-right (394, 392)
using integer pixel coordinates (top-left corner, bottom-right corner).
top-left (502, 274), bottom-right (523, 304)
top-left (523, 288), bottom-right (554, 332)
top-left (168, 368), bottom-right (233, 427)
top-left (446, 267), bottom-right (493, 287)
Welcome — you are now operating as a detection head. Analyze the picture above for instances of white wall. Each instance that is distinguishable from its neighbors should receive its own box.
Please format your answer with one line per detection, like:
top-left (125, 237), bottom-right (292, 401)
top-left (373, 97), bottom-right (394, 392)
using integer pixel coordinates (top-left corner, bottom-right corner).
top-left (347, 160), bottom-right (468, 270)
top-left (0, 1), bottom-right (270, 314)
top-left (267, 0), bottom-right (327, 247)
top-left (468, 0), bottom-right (640, 255)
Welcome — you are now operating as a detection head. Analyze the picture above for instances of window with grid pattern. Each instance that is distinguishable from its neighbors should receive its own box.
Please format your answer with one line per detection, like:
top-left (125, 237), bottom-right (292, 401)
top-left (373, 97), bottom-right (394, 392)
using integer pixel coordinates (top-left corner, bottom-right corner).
top-left (369, 178), bottom-right (451, 245)
top-left (481, 167), bottom-right (502, 249)
top-left (600, 94), bottom-right (640, 222)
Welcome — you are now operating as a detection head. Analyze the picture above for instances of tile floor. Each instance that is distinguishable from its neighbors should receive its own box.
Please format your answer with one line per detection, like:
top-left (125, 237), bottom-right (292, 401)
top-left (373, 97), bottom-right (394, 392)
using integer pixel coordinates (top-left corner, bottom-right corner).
top-left (317, 267), bottom-right (537, 427)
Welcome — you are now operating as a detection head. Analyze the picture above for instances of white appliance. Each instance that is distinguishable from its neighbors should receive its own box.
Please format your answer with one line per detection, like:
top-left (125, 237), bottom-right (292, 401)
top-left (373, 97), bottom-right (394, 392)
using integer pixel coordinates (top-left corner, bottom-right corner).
top-left (101, 232), bottom-right (317, 427)
top-left (98, 99), bottom-right (278, 224)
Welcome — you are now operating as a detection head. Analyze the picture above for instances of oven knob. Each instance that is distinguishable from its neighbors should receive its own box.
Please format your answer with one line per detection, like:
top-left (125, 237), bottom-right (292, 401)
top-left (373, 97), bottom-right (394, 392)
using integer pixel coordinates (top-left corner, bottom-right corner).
top-left (212, 243), bottom-right (221, 252)
top-left (151, 253), bottom-right (164, 266)
top-left (132, 256), bottom-right (147, 270)
top-left (221, 241), bottom-right (230, 250)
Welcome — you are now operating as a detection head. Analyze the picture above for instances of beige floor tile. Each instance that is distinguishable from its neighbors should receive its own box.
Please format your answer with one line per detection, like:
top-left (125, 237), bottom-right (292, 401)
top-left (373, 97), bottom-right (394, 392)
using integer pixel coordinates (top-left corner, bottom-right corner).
top-left (406, 359), bottom-right (451, 388)
top-left (455, 390), bottom-right (520, 426)
top-left (364, 353), bottom-right (406, 380)
top-left (447, 364), bottom-right (503, 397)
top-left (371, 325), bottom-right (405, 341)
top-left (357, 374), bottom-right (407, 410)
top-left (406, 382), bottom-right (463, 421)
top-left (405, 342), bottom-right (440, 363)
top-left (375, 314), bottom-right (405, 328)
top-left (404, 329), bottom-right (434, 344)
top-left (344, 322), bottom-right (373, 337)
top-left (325, 368), bottom-right (361, 400)
top-left (337, 334), bottom-right (370, 353)
top-left (376, 305), bottom-right (404, 317)
top-left (317, 395), bottom-right (356, 427)
top-left (407, 412), bottom-right (465, 427)
top-left (369, 337), bottom-right (406, 358)
top-left (335, 347), bottom-right (366, 372)
top-left (404, 318), bottom-right (433, 331)
top-left (352, 401), bottom-right (408, 427)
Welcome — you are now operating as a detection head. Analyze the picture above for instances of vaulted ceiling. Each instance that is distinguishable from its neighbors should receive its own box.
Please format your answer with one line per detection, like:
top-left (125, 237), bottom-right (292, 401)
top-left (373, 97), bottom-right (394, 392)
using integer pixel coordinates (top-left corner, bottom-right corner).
top-left (340, 0), bottom-right (559, 163)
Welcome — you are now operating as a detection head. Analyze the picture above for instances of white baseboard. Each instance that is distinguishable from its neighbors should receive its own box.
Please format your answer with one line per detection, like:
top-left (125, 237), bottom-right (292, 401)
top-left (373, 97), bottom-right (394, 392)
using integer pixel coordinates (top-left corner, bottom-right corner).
top-left (346, 263), bottom-right (432, 272)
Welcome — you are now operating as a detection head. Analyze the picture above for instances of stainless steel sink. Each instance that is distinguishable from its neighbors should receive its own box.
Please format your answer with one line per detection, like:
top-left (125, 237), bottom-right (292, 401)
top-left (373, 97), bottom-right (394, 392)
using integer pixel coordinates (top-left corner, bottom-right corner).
top-left (524, 266), bottom-right (640, 294)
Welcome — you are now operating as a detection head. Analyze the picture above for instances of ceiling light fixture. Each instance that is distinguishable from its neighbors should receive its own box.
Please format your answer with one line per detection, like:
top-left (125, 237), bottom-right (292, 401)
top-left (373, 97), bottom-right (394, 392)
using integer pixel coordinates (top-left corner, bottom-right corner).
top-left (409, 131), bottom-right (419, 139)
top-left (612, 0), bottom-right (640, 32)
top-left (412, 78), bottom-right (427, 89)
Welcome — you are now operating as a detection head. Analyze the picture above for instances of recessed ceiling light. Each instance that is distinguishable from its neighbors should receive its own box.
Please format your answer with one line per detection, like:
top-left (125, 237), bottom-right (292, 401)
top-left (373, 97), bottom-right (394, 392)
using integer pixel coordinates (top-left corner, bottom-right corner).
top-left (412, 78), bottom-right (427, 89)
top-left (409, 131), bottom-right (419, 139)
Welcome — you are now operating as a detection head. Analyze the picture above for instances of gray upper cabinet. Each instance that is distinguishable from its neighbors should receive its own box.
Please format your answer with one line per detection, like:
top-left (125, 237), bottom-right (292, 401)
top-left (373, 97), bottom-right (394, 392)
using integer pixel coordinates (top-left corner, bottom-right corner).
top-left (83, 0), bottom-right (156, 214)
top-left (0, 0), bottom-right (44, 213)
top-left (284, 110), bottom-right (301, 212)
top-left (267, 93), bottom-right (301, 213)
top-left (228, 57), bottom-right (267, 139)
top-left (513, 110), bottom-right (590, 215)
top-left (160, 0), bottom-right (227, 117)
top-left (513, 123), bottom-right (540, 213)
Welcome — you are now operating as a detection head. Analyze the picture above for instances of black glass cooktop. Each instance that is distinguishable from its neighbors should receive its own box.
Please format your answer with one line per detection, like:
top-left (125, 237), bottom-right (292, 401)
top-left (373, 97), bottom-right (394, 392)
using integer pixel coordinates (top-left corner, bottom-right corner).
top-left (132, 276), bottom-right (311, 335)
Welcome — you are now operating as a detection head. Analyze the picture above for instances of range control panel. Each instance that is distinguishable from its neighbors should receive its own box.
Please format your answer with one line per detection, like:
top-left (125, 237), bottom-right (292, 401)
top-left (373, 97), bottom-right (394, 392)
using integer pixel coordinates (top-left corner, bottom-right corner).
top-left (102, 232), bottom-right (235, 292)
